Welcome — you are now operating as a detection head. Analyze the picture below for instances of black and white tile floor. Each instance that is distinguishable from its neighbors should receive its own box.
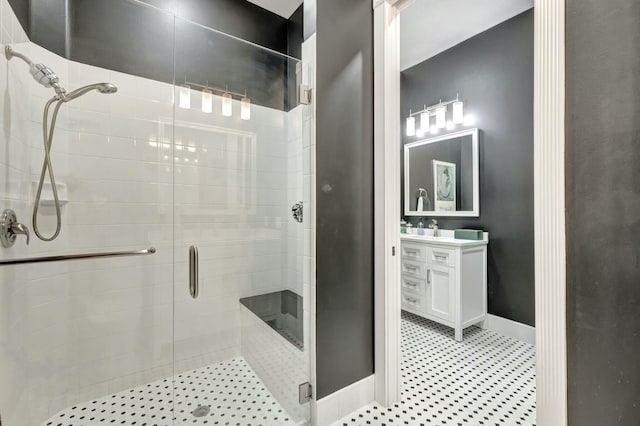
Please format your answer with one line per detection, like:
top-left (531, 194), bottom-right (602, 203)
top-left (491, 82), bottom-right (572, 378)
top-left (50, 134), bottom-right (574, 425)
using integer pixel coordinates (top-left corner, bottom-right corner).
top-left (333, 312), bottom-right (536, 426)
top-left (43, 357), bottom-right (296, 426)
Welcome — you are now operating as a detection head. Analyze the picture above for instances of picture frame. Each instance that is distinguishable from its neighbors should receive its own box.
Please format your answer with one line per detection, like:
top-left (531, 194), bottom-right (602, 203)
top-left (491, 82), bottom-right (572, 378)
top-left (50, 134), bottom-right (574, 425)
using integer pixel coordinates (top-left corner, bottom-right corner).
top-left (432, 159), bottom-right (456, 211)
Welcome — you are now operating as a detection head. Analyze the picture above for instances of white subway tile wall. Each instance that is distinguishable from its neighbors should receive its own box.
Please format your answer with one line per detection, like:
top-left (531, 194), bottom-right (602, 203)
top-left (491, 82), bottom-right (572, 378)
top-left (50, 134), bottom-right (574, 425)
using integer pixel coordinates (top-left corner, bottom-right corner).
top-left (0, 2), bottom-right (312, 424)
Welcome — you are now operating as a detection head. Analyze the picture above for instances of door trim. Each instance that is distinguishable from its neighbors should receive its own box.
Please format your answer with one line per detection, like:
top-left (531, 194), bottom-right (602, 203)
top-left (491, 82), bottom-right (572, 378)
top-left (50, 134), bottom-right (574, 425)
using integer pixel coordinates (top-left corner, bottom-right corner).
top-left (372, 0), bottom-right (568, 424)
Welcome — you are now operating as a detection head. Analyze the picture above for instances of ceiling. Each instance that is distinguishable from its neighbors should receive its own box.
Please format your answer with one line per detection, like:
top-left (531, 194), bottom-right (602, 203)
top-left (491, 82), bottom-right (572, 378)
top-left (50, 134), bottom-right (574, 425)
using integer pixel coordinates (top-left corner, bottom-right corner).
top-left (245, 0), bottom-right (303, 18)
top-left (400, 0), bottom-right (534, 71)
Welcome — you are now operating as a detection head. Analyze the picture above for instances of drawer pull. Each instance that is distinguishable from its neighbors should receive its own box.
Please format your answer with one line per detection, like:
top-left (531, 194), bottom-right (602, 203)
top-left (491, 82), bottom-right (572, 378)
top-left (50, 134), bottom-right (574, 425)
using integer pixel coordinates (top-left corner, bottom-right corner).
top-left (404, 282), bottom-right (417, 287)
top-left (405, 297), bottom-right (418, 304)
top-left (405, 265), bottom-right (417, 271)
top-left (434, 254), bottom-right (448, 261)
top-left (427, 269), bottom-right (431, 284)
top-left (406, 250), bottom-right (418, 255)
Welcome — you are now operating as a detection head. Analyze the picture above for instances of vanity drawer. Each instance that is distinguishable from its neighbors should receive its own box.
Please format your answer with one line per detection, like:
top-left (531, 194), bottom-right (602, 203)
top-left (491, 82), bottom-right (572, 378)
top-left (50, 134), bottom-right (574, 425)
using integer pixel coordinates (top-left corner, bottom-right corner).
top-left (401, 292), bottom-right (425, 312)
top-left (401, 275), bottom-right (427, 296)
top-left (401, 243), bottom-right (427, 262)
top-left (428, 247), bottom-right (456, 267)
top-left (401, 259), bottom-right (426, 279)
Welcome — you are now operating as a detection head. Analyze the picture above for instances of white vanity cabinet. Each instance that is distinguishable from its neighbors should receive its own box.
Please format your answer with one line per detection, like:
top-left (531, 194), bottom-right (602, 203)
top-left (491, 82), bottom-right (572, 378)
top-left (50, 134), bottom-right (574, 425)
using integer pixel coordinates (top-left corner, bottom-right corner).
top-left (400, 232), bottom-right (488, 341)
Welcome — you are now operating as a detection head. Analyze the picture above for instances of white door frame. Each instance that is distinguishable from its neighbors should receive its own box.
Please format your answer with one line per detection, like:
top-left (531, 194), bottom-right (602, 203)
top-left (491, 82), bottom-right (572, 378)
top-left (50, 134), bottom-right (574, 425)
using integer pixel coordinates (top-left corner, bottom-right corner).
top-left (372, 1), bottom-right (568, 425)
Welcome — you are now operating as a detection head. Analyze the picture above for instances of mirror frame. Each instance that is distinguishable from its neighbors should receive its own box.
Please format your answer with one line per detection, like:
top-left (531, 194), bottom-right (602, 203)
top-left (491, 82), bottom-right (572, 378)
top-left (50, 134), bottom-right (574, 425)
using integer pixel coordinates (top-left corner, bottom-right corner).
top-left (404, 127), bottom-right (479, 217)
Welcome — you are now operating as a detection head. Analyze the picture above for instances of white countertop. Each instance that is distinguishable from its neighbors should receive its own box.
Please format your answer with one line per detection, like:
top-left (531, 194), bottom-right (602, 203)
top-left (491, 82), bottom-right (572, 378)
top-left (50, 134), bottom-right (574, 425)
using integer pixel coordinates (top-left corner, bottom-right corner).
top-left (401, 229), bottom-right (489, 247)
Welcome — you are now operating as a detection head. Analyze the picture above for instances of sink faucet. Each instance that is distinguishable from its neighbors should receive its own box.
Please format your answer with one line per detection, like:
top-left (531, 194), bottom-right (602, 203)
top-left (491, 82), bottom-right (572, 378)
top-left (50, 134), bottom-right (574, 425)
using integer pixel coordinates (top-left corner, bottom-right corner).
top-left (428, 219), bottom-right (439, 237)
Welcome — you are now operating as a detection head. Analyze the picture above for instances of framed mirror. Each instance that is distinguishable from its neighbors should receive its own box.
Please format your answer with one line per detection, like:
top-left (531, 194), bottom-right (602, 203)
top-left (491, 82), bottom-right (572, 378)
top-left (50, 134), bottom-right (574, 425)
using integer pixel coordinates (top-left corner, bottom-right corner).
top-left (404, 128), bottom-right (479, 217)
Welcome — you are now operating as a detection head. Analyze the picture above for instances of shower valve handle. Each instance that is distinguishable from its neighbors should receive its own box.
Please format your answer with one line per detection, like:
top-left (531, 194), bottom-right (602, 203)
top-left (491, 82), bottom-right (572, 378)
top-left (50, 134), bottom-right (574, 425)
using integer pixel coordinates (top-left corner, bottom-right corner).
top-left (0, 209), bottom-right (30, 247)
top-left (11, 222), bottom-right (30, 245)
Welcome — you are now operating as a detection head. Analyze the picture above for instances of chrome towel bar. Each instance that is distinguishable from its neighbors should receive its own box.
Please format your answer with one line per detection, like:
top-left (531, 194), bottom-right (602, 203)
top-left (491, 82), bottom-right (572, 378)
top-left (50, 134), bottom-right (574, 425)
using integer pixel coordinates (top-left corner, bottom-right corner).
top-left (0, 247), bottom-right (156, 266)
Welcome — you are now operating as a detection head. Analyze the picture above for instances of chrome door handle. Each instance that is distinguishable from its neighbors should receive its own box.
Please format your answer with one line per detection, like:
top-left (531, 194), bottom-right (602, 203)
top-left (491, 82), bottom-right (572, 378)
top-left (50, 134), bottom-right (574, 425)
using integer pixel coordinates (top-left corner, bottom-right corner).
top-left (189, 245), bottom-right (199, 299)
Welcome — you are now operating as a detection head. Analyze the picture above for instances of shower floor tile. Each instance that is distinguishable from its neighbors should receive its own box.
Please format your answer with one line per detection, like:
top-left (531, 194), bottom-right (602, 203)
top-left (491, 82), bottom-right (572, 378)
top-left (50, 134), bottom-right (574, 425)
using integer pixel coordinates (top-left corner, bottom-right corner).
top-left (334, 311), bottom-right (536, 426)
top-left (43, 357), bottom-right (297, 426)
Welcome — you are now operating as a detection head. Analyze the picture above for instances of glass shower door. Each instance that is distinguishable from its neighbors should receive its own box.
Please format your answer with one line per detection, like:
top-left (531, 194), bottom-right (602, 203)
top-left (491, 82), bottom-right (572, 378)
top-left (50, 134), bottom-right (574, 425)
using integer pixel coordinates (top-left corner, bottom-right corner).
top-left (171, 16), bottom-right (311, 425)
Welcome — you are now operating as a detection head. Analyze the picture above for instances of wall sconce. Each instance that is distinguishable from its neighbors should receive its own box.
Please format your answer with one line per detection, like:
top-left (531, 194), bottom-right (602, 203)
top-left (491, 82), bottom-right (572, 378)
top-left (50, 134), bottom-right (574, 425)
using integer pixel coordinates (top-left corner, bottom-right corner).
top-left (179, 84), bottom-right (191, 109)
top-left (222, 92), bottom-right (233, 117)
top-left (201, 88), bottom-right (213, 113)
top-left (406, 111), bottom-right (416, 137)
top-left (241, 96), bottom-right (251, 120)
top-left (435, 106), bottom-right (446, 129)
top-left (405, 94), bottom-right (469, 137)
top-left (420, 109), bottom-right (430, 133)
top-left (452, 99), bottom-right (464, 124)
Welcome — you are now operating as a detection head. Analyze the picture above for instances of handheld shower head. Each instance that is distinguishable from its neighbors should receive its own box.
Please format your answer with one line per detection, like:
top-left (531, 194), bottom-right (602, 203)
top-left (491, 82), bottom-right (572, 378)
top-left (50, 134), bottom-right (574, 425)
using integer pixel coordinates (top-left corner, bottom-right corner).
top-left (62, 83), bottom-right (118, 102)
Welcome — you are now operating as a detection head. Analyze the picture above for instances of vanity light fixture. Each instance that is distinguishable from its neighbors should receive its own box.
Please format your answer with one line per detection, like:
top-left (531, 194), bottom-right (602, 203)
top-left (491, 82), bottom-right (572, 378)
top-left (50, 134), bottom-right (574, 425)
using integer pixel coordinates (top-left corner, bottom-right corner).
top-left (420, 108), bottom-right (430, 133)
top-left (435, 105), bottom-right (446, 129)
top-left (406, 94), bottom-right (468, 136)
top-left (179, 84), bottom-right (191, 109)
top-left (241, 95), bottom-right (251, 120)
top-left (222, 92), bottom-right (233, 117)
top-left (452, 98), bottom-right (464, 124)
top-left (406, 110), bottom-right (416, 137)
top-left (201, 87), bottom-right (213, 113)
top-left (182, 80), bottom-right (253, 120)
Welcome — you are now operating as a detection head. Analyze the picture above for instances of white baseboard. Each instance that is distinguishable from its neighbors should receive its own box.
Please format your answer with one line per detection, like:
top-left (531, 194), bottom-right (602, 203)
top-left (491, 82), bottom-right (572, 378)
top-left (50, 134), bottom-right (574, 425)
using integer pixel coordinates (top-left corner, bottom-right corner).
top-left (313, 375), bottom-right (375, 426)
top-left (484, 314), bottom-right (536, 346)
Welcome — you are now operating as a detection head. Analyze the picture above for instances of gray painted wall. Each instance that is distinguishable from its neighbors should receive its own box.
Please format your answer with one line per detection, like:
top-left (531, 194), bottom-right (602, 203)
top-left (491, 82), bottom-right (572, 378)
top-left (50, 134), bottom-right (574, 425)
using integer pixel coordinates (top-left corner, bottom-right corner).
top-left (315, 0), bottom-right (374, 399)
top-left (566, 0), bottom-right (640, 424)
top-left (401, 10), bottom-right (535, 326)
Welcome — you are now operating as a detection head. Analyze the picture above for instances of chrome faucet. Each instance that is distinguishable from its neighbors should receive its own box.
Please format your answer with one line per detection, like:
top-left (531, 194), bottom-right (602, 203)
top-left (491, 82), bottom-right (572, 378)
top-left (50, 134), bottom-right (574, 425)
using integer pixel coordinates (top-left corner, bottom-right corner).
top-left (428, 219), bottom-right (439, 237)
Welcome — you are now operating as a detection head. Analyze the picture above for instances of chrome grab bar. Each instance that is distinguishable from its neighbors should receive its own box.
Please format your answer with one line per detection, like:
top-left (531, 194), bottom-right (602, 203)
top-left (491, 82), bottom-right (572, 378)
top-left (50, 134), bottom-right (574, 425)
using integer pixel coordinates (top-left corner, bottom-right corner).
top-left (189, 245), bottom-right (199, 299)
top-left (0, 247), bottom-right (156, 266)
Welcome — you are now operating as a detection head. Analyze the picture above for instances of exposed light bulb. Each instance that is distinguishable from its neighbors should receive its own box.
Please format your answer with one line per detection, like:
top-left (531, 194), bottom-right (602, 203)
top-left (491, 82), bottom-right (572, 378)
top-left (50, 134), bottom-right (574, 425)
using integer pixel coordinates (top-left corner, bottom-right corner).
top-left (463, 114), bottom-right (476, 126)
top-left (179, 85), bottom-right (191, 109)
top-left (201, 89), bottom-right (213, 113)
top-left (222, 92), bottom-right (233, 117)
top-left (406, 116), bottom-right (416, 137)
top-left (436, 106), bottom-right (446, 129)
top-left (446, 121), bottom-right (455, 130)
top-left (430, 125), bottom-right (438, 135)
top-left (420, 111), bottom-right (430, 133)
top-left (241, 97), bottom-right (251, 120)
top-left (452, 100), bottom-right (464, 124)
top-left (416, 127), bottom-right (424, 138)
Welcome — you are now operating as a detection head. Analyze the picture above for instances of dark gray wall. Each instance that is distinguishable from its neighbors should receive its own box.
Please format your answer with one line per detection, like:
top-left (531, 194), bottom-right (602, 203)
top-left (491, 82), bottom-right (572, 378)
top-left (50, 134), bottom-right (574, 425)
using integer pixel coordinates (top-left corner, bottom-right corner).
top-left (315, 0), bottom-right (374, 398)
top-left (401, 10), bottom-right (535, 326)
top-left (566, 0), bottom-right (640, 424)
top-left (139, 0), bottom-right (290, 54)
top-left (8, 0), bottom-right (303, 111)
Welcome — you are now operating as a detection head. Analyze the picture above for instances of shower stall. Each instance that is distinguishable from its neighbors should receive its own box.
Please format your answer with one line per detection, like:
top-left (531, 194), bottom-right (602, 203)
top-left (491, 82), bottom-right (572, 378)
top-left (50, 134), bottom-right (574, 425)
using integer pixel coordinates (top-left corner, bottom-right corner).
top-left (0, 0), bottom-right (313, 425)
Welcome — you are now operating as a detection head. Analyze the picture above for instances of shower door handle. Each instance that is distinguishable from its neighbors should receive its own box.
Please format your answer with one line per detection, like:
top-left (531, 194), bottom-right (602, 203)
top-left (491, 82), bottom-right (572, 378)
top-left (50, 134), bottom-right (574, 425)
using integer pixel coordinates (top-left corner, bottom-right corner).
top-left (189, 245), bottom-right (199, 299)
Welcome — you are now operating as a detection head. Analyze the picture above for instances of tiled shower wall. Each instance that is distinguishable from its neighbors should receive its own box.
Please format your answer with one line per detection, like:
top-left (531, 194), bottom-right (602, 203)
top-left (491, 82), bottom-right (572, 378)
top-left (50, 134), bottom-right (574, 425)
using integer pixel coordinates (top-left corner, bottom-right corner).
top-left (0, 0), bottom-right (32, 424)
top-left (0, 3), bottom-right (309, 424)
